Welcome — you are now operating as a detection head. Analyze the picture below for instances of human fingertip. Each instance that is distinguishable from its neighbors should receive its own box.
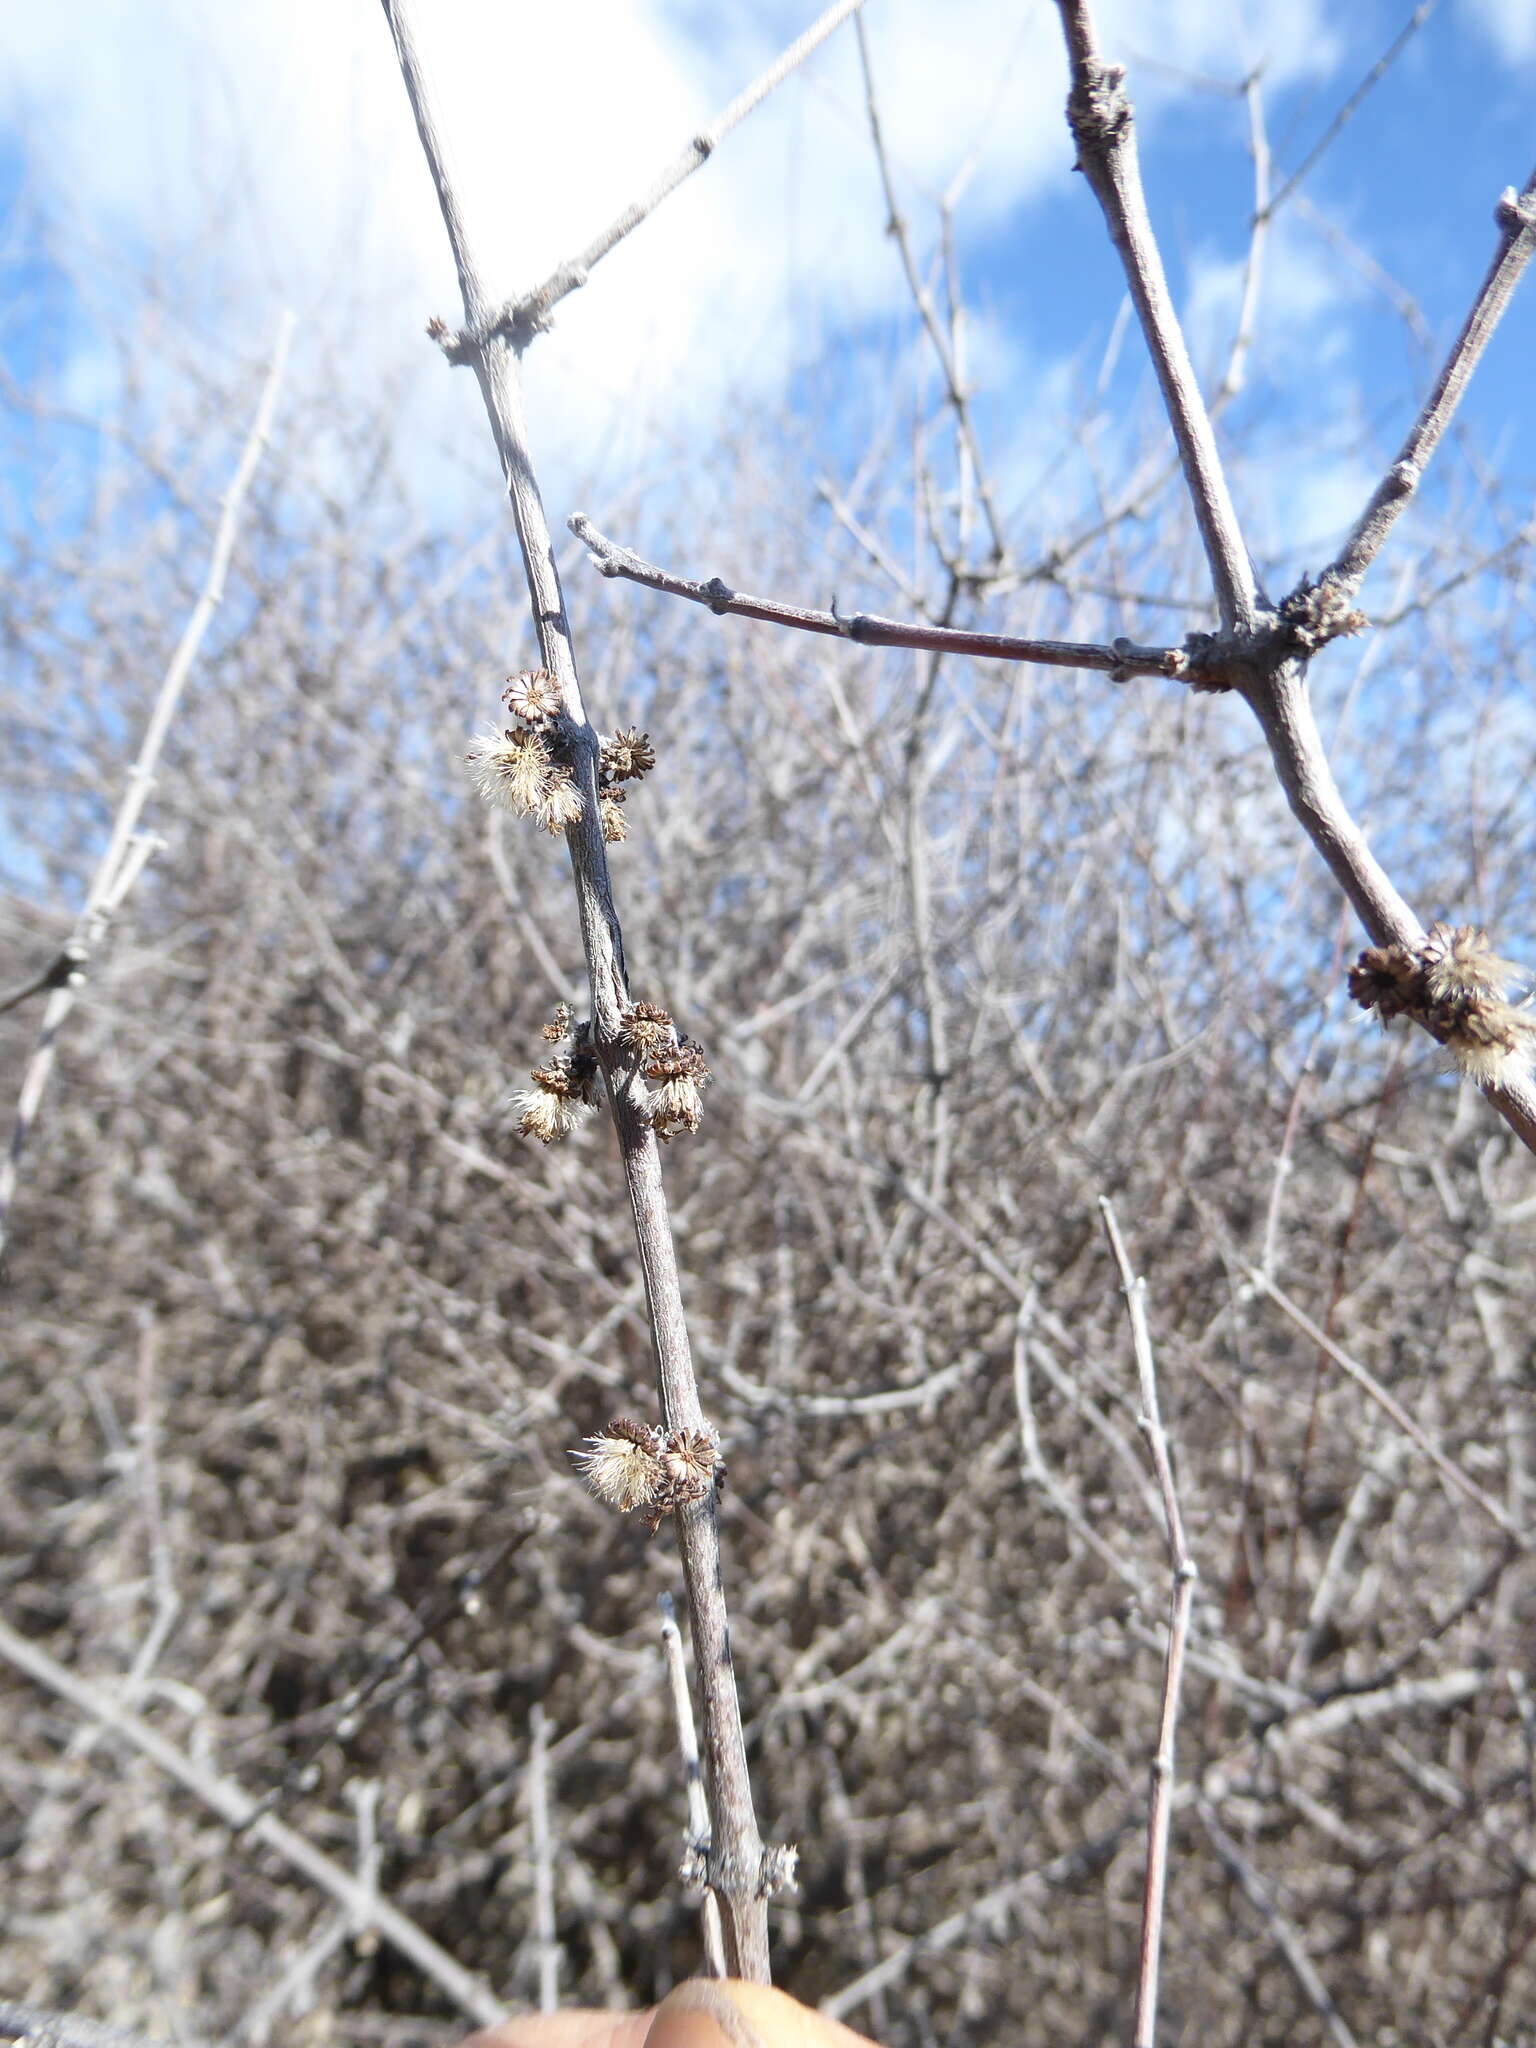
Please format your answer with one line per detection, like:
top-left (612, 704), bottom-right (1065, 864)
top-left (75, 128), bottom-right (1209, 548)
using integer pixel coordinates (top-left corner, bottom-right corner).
top-left (645, 1980), bottom-right (761, 2048)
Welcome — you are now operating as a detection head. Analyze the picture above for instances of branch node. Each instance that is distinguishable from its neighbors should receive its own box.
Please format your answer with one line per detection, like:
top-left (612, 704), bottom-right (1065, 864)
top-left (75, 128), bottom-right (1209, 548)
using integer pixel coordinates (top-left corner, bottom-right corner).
top-left (1066, 59), bottom-right (1131, 157)
top-left (702, 576), bottom-right (736, 615)
top-left (425, 315), bottom-right (476, 366)
top-left (1495, 186), bottom-right (1536, 236)
top-left (1276, 575), bottom-right (1369, 655)
top-left (1181, 632), bottom-right (1238, 694)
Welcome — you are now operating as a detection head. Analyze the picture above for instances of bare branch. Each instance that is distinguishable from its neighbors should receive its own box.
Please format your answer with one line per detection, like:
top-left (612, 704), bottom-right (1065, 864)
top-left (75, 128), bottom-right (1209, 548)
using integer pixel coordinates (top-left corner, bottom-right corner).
top-left (1099, 1201), bottom-right (1198, 2048)
top-left (1055, 0), bottom-right (1257, 631)
top-left (1259, 0), bottom-right (1440, 229)
top-left (1195, 1802), bottom-right (1359, 2048)
top-left (659, 1593), bottom-right (727, 1979)
top-left (0, 315), bottom-right (291, 1264)
top-left (0, 2008), bottom-right (186, 2048)
top-left (569, 514), bottom-right (1189, 681)
top-left (853, 13), bottom-right (1008, 566)
top-left (464, 0), bottom-right (866, 350)
top-left (379, 0), bottom-right (774, 1980)
top-left (1245, 1265), bottom-right (1527, 1543)
top-left (526, 1705), bottom-right (561, 2012)
top-left (0, 1611), bottom-right (505, 2030)
top-left (1325, 165), bottom-right (1536, 600)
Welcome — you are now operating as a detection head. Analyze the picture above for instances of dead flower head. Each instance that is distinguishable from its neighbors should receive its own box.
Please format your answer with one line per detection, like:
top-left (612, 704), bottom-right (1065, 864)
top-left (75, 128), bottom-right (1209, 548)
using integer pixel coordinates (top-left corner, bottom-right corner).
top-left (1349, 921), bottom-right (1535, 1086)
top-left (599, 789), bottom-right (630, 843)
top-left (513, 1053), bottom-right (598, 1144)
top-left (618, 1002), bottom-right (676, 1059)
top-left (646, 1039), bottom-right (710, 1140)
top-left (600, 729), bottom-right (656, 785)
top-left (1419, 922), bottom-right (1523, 1005)
top-left (503, 669), bottom-right (564, 726)
top-left (573, 1419), bottom-right (665, 1512)
top-left (573, 1420), bottom-right (722, 1529)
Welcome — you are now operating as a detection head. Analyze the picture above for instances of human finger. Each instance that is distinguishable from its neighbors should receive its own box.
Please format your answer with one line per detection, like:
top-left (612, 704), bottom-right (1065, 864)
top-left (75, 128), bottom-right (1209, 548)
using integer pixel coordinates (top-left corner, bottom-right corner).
top-left (646, 1979), bottom-right (881, 2048)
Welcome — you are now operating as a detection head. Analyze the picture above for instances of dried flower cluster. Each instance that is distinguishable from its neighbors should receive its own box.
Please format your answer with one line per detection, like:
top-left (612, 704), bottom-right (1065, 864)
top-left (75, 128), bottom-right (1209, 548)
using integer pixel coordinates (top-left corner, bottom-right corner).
top-left (595, 726), bottom-right (657, 845)
top-left (617, 1001), bottom-right (711, 1139)
top-left (573, 1417), bottom-right (722, 1533)
top-left (513, 1010), bottom-right (602, 1144)
top-left (1349, 921), bottom-right (1535, 1084)
top-left (467, 684), bottom-right (657, 847)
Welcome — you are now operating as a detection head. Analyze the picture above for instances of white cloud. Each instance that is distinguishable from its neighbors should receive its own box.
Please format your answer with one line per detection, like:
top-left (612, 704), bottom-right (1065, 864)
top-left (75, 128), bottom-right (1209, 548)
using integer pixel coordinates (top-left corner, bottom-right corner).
top-left (0, 0), bottom-right (1468, 524)
top-left (1468, 0), bottom-right (1536, 62)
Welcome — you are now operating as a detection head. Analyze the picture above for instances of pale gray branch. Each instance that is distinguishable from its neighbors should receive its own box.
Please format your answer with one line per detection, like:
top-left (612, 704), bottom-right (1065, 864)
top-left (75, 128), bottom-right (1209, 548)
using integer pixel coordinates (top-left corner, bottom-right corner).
top-left (1100, 1201), bottom-right (1198, 2048)
top-left (379, 0), bottom-right (774, 1980)
top-left (1055, 0), bottom-right (1257, 631)
top-left (1326, 164), bottom-right (1536, 599)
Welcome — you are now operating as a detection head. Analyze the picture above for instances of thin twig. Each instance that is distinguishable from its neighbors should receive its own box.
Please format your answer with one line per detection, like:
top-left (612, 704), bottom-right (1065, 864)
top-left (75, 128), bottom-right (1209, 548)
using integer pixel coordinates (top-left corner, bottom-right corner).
top-left (854, 13), bottom-right (1008, 566)
top-left (0, 1610), bottom-right (504, 2029)
top-left (1325, 164), bottom-right (1536, 600)
top-left (471, 0), bottom-right (866, 349)
top-left (659, 1593), bottom-right (727, 1979)
top-left (1259, 0), bottom-right (1440, 228)
top-left (378, 0), bottom-right (774, 1979)
top-left (1055, 0), bottom-right (1257, 631)
top-left (569, 515), bottom-right (1187, 681)
top-left (0, 2009), bottom-right (187, 2048)
top-left (1195, 1801), bottom-right (1359, 2048)
top-left (1245, 1265), bottom-right (1526, 1543)
top-left (0, 315), bottom-right (292, 1263)
top-left (1211, 72), bottom-right (1271, 411)
top-left (526, 1705), bottom-right (561, 2012)
top-left (1099, 1200), bottom-right (1198, 2048)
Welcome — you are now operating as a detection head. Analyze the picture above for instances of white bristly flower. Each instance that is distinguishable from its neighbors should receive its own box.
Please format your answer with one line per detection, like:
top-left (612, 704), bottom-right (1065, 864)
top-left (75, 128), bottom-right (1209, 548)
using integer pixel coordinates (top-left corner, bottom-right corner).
top-left (573, 1420), bottom-right (665, 1512)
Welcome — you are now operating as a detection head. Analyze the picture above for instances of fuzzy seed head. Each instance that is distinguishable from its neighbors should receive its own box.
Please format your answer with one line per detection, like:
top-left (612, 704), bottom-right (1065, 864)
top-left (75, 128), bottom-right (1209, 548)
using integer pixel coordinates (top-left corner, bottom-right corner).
top-left (573, 1420), bottom-right (665, 1512)
top-left (1420, 923), bottom-right (1523, 1005)
top-left (599, 790), bottom-right (630, 843)
top-left (542, 1003), bottom-right (573, 1043)
top-left (514, 1087), bottom-right (584, 1145)
top-left (468, 727), bottom-right (555, 815)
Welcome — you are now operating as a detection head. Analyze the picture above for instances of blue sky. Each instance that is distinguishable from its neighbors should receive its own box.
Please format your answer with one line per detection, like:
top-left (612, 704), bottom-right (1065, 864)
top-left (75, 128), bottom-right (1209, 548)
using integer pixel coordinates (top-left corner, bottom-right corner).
top-left (1, 0), bottom-right (1533, 610)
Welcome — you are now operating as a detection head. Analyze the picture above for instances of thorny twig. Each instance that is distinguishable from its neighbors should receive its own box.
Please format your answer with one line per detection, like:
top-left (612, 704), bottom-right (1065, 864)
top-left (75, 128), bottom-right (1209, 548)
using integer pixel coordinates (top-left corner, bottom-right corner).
top-left (379, 0), bottom-right (778, 1979)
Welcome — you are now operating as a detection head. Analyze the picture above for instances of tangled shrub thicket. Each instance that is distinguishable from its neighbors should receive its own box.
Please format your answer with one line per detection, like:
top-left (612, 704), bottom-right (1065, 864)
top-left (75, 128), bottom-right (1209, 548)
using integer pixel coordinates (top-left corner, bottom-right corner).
top-left (2, 360), bottom-right (1535, 2048)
